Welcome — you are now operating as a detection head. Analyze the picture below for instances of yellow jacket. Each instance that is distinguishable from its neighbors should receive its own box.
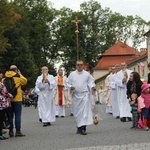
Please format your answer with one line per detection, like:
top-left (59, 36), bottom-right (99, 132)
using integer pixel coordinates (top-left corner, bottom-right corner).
top-left (2, 71), bottom-right (27, 102)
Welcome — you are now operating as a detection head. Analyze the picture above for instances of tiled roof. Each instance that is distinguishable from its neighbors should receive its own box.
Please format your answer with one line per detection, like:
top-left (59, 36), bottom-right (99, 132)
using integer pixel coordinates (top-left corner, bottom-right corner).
top-left (103, 41), bottom-right (138, 56)
top-left (95, 51), bottom-right (147, 82)
top-left (93, 55), bottom-right (136, 70)
top-left (93, 41), bottom-right (140, 70)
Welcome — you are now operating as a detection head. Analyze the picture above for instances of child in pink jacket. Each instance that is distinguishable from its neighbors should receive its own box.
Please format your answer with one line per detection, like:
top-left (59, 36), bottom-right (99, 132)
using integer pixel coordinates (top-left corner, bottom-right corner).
top-left (138, 83), bottom-right (150, 131)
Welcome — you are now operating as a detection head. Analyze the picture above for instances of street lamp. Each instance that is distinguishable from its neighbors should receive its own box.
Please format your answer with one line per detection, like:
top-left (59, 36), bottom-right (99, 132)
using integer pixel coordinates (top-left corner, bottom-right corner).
top-left (71, 16), bottom-right (81, 60)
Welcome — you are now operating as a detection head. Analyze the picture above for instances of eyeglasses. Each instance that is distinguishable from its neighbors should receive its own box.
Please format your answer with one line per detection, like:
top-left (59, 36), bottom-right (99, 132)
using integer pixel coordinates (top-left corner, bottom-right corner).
top-left (77, 64), bottom-right (83, 66)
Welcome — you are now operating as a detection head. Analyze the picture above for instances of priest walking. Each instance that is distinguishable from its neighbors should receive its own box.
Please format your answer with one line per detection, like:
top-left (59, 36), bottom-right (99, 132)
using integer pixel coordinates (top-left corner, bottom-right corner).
top-left (66, 60), bottom-right (96, 135)
top-left (116, 62), bottom-right (132, 122)
top-left (35, 66), bottom-right (57, 127)
top-left (54, 69), bottom-right (67, 117)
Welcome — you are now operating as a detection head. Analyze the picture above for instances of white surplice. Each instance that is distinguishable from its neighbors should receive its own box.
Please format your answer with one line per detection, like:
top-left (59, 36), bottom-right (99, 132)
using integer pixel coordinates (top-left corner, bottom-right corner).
top-left (35, 74), bottom-right (57, 123)
top-left (109, 73), bottom-right (120, 117)
top-left (66, 70), bottom-right (95, 127)
top-left (116, 69), bottom-right (132, 118)
top-left (104, 74), bottom-right (112, 114)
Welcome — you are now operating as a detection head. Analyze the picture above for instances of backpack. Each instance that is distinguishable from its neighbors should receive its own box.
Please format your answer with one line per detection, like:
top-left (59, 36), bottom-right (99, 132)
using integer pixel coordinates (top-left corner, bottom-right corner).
top-left (3, 77), bottom-right (18, 98)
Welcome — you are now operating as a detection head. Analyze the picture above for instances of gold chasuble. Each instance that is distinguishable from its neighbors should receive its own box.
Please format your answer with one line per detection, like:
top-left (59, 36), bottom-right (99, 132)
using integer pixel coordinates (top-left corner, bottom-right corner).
top-left (58, 76), bottom-right (63, 106)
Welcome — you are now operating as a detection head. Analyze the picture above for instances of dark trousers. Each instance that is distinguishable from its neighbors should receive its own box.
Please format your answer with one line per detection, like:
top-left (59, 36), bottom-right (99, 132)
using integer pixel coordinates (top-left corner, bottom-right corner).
top-left (7, 102), bottom-right (22, 131)
top-left (132, 112), bottom-right (139, 127)
top-left (0, 109), bottom-right (6, 136)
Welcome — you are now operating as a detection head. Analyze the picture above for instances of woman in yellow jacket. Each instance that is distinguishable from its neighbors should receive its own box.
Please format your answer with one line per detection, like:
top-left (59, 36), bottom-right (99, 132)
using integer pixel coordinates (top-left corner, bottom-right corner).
top-left (3, 65), bottom-right (27, 137)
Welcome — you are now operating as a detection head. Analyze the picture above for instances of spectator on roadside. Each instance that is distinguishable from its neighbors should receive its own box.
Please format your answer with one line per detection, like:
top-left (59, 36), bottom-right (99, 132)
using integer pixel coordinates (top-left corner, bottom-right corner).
top-left (127, 72), bottom-right (143, 99)
top-left (0, 79), bottom-right (13, 140)
top-left (129, 93), bottom-right (139, 129)
top-left (127, 72), bottom-right (143, 128)
top-left (138, 83), bottom-right (150, 131)
top-left (3, 65), bottom-right (27, 137)
top-left (0, 70), bottom-right (8, 135)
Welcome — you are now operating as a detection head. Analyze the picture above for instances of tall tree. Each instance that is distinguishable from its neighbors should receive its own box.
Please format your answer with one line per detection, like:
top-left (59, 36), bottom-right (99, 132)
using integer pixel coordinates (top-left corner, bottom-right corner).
top-left (13, 0), bottom-right (59, 73)
top-left (0, 0), bottom-right (21, 52)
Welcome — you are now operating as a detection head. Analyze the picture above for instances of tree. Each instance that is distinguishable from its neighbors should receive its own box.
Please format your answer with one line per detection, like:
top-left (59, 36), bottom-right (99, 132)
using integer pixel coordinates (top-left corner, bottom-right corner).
top-left (14, 0), bottom-right (59, 74)
top-left (0, 0), bottom-right (21, 52)
top-left (1, 0), bottom-right (59, 88)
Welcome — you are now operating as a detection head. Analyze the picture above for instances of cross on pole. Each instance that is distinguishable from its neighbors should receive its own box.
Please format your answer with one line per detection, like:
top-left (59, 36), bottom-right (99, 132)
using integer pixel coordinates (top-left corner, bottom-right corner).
top-left (71, 16), bottom-right (81, 60)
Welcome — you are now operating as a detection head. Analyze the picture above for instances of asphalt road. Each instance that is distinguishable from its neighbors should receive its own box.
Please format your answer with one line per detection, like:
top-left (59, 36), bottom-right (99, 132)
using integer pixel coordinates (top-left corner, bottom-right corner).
top-left (1, 104), bottom-right (150, 150)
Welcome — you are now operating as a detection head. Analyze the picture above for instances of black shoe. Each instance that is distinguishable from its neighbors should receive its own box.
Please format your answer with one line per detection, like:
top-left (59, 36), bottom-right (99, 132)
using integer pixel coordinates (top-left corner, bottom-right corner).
top-left (9, 130), bottom-right (14, 137)
top-left (46, 122), bottom-right (51, 126)
top-left (127, 117), bottom-right (132, 121)
top-left (80, 129), bottom-right (87, 135)
top-left (70, 113), bottom-right (73, 116)
top-left (15, 131), bottom-right (26, 137)
top-left (61, 116), bottom-right (65, 118)
top-left (55, 115), bottom-right (58, 118)
top-left (116, 116), bottom-right (120, 119)
top-left (43, 123), bottom-right (47, 127)
top-left (76, 129), bottom-right (80, 134)
top-left (130, 126), bottom-right (136, 129)
top-left (39, 118), bottom-right (42, 122)
top-left (120, 117), bottom-right (126, 122)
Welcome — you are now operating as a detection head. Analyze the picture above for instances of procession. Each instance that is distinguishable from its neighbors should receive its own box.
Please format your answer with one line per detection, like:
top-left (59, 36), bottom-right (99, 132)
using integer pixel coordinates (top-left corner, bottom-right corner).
top-left (1, 60), bottom-right (150, 149)
top-left (1, 0), bottom-right (150, 149)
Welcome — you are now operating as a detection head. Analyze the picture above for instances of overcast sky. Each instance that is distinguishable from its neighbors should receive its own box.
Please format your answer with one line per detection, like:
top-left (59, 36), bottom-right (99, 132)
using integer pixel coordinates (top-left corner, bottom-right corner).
top-left (49, 0), bottom-right (150, 21)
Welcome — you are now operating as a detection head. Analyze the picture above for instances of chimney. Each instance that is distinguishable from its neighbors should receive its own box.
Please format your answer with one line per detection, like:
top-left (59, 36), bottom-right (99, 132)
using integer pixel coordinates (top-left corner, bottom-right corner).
top-left (140, 48), bottom-right (147, 52)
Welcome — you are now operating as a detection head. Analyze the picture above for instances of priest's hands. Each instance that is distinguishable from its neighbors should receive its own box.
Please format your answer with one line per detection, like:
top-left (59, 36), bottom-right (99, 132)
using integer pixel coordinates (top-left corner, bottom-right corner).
top-left (122, 78), bottom-right (127, 83)
top-left (70, 86), bottom-right (75, 90)
top-left (43, 78), bottom-right (50, 84)
top-left (92, 87), bottom-right (96, 91)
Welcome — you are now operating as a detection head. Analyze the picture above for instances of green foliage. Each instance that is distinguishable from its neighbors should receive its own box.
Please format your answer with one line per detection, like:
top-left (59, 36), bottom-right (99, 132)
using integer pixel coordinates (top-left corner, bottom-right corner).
top-left (0, 0), bottom-right (21, 52)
